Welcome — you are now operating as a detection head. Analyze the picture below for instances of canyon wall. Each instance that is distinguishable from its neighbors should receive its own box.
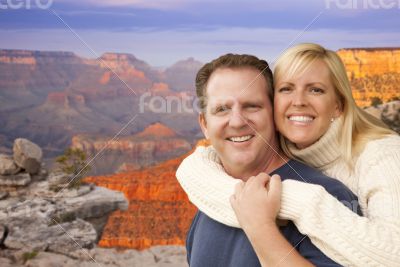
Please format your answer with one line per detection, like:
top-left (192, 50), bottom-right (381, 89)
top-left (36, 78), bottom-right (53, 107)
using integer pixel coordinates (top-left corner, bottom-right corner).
top-left (338, 48), bottom-right (400, 106)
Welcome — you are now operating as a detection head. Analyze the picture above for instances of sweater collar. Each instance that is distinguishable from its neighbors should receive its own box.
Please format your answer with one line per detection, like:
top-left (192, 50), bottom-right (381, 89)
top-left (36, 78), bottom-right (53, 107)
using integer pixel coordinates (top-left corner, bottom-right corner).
top-left (287, 116), bottom-right (343, 169)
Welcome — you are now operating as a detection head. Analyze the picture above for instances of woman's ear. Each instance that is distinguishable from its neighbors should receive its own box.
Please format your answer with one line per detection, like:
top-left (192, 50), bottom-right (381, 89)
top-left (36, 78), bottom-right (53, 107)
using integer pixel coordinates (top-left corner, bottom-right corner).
top-left (334, 97), bottom-right (344, 118)
top-left (199, 113), bottom-right (209, 139)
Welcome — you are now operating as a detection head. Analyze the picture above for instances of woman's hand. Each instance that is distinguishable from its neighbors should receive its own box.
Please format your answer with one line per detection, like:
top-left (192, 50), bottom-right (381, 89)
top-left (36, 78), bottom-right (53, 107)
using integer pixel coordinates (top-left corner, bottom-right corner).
top-left (229, 173), bottom-right (282, 232)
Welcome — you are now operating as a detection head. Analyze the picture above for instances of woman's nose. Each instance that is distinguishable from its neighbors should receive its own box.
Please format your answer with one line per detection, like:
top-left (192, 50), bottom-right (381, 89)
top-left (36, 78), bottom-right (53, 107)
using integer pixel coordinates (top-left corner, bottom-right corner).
top-left (292, 91), bottom-right (307, 107)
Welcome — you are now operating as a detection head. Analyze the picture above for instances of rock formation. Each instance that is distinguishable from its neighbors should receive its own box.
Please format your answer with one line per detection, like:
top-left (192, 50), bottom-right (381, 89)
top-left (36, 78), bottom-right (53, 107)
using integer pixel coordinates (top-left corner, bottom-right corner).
top-left (337, 48), bottom-right (400, 78)
top-left (0, 49), bottom-right (201, 159)
top-left (164, 57), bottom-right (203, 92)
top-left (71, 123), bottom-right (192, 175)
top-left (364, 100), bottom-right (400, 133)
top-left (337, 48), bottom-right (400, 106)
top-left (84, 150), bottom-right (197, 251)
top-left (1, 138), bottom-right (191, 266)
top-left (13, 138), bottom-right (43, 175)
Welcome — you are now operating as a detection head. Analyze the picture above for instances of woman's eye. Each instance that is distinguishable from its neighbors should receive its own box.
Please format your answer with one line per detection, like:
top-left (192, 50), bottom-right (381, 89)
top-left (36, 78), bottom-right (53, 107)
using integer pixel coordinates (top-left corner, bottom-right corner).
top-left (277, 87), bottom-right (292, 93)
top-left (310, 87), bottom-right (324, 94)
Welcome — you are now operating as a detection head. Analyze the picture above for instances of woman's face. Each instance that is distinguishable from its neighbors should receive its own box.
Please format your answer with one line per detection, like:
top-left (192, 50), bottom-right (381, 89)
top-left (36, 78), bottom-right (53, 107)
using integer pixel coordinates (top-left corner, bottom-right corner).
top-left (274, 60), bottom-right (342, 149)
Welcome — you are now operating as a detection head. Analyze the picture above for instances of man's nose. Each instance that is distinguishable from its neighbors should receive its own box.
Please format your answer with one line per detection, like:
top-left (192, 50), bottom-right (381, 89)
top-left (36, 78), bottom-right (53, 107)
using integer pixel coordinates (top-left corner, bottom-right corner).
top-left (229, 108), bottom-right (247, 128)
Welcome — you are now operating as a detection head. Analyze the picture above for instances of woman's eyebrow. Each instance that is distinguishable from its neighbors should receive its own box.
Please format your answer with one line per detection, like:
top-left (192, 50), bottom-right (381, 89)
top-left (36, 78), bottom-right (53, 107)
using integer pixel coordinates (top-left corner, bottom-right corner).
top-left (305, 82), bottom-right (326, 87)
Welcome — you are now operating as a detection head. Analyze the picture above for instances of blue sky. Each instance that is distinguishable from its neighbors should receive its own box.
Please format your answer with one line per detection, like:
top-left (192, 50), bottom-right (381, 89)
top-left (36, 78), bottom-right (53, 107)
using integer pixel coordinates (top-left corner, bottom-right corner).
top-left (1, 0), bottom-right (399, 66)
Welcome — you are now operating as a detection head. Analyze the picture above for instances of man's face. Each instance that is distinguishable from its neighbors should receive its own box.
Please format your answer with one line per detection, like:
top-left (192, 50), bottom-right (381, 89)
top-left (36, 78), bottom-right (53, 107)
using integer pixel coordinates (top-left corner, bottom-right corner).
top-left (199, 67), bottom-right (278, 178)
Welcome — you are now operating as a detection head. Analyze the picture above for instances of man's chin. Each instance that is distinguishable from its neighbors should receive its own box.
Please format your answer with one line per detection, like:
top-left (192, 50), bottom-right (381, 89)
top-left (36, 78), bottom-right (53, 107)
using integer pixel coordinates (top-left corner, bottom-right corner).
top-left (221, 158), bottom-right (253, 173)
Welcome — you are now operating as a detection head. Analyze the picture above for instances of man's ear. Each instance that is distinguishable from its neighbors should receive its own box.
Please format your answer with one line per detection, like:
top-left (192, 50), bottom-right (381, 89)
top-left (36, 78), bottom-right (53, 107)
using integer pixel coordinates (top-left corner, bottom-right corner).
top-left (198, 113), bottom-right (209, 139)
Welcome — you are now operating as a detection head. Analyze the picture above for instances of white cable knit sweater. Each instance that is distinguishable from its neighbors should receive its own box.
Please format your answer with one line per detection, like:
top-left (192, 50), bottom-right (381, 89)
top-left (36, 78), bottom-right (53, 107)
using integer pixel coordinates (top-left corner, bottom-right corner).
top-left (176, 119), bottom-right (400, 267)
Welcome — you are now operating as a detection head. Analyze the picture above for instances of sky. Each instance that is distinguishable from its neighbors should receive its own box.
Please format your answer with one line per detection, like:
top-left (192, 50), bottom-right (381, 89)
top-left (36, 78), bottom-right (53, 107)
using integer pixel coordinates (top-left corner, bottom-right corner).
top-left (1, 0), bottom-right (400, 66)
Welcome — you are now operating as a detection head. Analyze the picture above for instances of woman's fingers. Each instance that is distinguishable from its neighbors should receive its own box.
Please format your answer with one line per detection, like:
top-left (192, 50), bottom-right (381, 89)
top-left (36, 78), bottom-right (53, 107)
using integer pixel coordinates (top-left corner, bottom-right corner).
top-left (234, 180), bottom-right (244, 194)
top-left (247, 173), bottom-right (271, 191)
top-left (268, 174), bottom-right (282, 200)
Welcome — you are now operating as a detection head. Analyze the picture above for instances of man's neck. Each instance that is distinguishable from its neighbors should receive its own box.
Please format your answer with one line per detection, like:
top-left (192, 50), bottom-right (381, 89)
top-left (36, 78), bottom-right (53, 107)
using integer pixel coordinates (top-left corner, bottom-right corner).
top-left (225, 150), bottom-right (289, 182)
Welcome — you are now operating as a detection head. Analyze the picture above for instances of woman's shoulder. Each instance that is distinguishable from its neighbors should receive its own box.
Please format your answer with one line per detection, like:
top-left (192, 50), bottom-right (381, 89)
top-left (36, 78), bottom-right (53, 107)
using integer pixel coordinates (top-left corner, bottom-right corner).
top-left (364, 134), bottom-right (400, 151)
top-left (359, 134), bottom-right (400, 164)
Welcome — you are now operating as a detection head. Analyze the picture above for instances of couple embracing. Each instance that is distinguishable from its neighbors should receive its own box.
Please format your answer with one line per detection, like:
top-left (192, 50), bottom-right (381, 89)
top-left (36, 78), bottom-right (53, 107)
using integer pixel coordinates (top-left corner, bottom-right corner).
top-left (176, 43), bottom-right (400, 266)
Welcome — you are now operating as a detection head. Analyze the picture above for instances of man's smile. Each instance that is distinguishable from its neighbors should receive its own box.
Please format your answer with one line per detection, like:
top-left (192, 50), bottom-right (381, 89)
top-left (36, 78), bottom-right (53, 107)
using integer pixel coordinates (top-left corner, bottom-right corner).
top-left (226, 135), bottom-right (255, 143)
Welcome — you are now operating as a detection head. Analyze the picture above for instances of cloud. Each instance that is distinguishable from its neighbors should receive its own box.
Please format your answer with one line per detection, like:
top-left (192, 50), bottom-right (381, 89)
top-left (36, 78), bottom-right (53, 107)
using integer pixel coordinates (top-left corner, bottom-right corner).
top-left (1, 26), bottom-right (399, 66)
top-left (57, 0), bottom-right (189, 10)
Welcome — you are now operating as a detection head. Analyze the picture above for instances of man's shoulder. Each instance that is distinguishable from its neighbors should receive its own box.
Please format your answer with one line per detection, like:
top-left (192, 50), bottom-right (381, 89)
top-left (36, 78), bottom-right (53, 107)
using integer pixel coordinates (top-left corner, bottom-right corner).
top-left (275, 159), bottom-right (336, 184)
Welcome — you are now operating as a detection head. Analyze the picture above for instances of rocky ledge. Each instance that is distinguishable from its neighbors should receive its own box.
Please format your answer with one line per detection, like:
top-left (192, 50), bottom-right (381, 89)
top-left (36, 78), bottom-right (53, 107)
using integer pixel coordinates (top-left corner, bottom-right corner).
top-left (0, 138), bottom-right (188, 266)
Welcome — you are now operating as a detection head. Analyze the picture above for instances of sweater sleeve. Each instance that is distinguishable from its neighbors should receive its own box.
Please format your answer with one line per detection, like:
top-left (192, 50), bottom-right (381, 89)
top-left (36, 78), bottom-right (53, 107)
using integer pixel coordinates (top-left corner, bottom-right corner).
top-left (176, 142), bottom-right (400, 266)
top-left (176, 146), bottom-right (242, 228)
top-left (280, 139), bottom-right (400, 267)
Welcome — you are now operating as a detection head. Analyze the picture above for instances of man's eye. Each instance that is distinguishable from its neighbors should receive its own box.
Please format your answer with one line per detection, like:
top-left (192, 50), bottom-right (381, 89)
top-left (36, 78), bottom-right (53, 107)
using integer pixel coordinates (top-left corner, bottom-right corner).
top-left (245, 104), bottom-right (260, 111)
top-left (215, 106), bottom-right (229, 113)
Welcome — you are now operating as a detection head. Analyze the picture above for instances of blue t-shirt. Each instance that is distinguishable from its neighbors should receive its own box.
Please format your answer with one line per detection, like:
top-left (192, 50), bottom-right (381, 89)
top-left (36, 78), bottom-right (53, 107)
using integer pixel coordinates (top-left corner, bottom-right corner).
top-left (186, 160), bottom-right (361, 267)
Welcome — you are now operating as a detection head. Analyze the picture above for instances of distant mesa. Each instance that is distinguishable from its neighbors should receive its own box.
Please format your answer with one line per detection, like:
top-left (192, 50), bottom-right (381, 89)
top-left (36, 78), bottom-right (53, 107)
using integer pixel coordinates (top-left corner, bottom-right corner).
top-left (150, 82), bottom-right (170, 92)
top-left (98, 53), bottom-right (145, 75)
top-left (164, 57), bottom-right (203, 92)
top-left (338, 47), bottom-right (400, 51)
top-left (135, 122), bottom-right (178, 138)
top-left (45, 92), bottom-right (86, 108)
top-left (46, 92), bottom-right (68, 106)
top-left (0, 49), bottom-right (82, 65)
top-left (99, 71), bottom-right (112, 85)
top-left (337, 47), bottom-right (400, 106)
top-left (337, 47), bottom-right (400, 78)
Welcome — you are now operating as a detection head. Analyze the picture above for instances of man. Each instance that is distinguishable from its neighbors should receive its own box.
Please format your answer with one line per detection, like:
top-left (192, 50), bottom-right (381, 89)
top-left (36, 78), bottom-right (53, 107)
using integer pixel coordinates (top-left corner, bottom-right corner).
top-left (180, 54), bottom-right (361, 266)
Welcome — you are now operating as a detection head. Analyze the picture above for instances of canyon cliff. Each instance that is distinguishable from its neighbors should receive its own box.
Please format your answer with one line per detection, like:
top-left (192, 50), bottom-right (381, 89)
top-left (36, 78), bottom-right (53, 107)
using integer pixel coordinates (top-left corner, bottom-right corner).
top-left (84, 150), bottom-right (197, 250)
top-left (337, 48), bottom-right (400, 106)
top-left (71, 123), bottom-right (192, 175)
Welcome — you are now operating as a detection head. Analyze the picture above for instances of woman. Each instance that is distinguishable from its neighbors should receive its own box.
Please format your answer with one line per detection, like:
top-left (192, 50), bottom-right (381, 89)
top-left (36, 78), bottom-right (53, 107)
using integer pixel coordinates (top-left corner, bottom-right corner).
top-left (176, 43), bottom-right (400, 266)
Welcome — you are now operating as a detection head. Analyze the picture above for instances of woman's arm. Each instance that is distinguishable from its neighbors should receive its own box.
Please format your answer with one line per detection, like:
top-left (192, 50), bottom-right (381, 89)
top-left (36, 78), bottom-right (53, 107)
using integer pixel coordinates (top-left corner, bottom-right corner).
top-left (279, 139), bottom-right (400, 266)
top-left (176, 146), bottom-right (241, 227)
top-left (176, 144), bottom-right (400, 266)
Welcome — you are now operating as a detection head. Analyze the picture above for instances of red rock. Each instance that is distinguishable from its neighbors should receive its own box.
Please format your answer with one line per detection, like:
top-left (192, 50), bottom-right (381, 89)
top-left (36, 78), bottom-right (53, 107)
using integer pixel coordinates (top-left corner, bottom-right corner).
top-left (338, 48), bottom-right (400, 106)
top-left (135, 123), bottom-right (177, 138)
top-left (46, 92), bottom-right (68, 106)
top-left (84, 150), bottom-right (199, 250)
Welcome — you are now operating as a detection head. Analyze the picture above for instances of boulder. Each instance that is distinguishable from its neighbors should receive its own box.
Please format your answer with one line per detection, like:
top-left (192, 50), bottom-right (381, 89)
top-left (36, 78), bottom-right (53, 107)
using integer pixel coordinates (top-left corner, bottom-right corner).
top-left (30, 167), bottom-right (48, 182)
top-left (4, 217), bottom-right (97, 254)
top-left (13, 139), bottom-right (42, 175)
top-left (57, 186), bottom-right (128, 236)
top-left (148, 245), bottom-right (188, 267)
top-left (0, 224), bottom-right (7, 245)
top-left (0, 257), bottom-right (16, 267)
top-left (0, 173), bottom-right (31, 187)
top-left (0, 191), bottom-right (8, 200)
top-left (2, 198), bottom-right (56, 220)
top-left (0, 154), bottom-right (20, 175)
top-left (24, 252), bottom-right (79, 267)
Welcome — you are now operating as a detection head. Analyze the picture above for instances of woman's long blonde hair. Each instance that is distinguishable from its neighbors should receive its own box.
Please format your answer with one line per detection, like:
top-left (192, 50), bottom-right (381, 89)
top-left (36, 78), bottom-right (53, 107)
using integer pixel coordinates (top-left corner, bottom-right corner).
top-left (274, 43), bottom-right (395, 167)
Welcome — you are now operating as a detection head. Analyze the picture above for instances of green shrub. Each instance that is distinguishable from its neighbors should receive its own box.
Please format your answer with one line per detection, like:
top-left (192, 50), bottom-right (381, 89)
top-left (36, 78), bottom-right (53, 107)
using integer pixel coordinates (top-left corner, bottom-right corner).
top-left (370, 96), bottom-right (383, 107)
top-left (22, 250), bottom-right (38, 263)
top-left (55, 148), bottom-right (91, 189)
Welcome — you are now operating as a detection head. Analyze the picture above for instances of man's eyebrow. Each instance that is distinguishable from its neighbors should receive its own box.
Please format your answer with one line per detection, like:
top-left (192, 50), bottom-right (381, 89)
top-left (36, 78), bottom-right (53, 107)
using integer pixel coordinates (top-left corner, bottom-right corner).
top-left (242, 100), bottom-right (264, 106)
